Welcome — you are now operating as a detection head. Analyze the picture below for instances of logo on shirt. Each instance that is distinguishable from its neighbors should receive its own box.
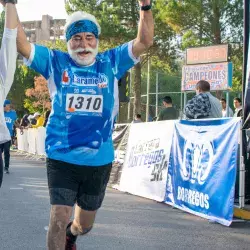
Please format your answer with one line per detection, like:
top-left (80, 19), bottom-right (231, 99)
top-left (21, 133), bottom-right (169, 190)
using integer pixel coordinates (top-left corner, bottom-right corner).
top-left (72, 73), bottom-right (108, 88)
top-left (5, 117), bottom-right (12, 123)
top-left (62, 70), bottom-right (70, 85)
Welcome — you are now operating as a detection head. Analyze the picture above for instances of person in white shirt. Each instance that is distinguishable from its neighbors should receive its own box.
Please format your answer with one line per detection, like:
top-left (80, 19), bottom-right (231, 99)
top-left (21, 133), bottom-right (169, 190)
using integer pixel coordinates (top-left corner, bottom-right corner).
top-left (0, 1), bottom-right (18, 187)
top-left (220, 98), bottom-right (234, 117)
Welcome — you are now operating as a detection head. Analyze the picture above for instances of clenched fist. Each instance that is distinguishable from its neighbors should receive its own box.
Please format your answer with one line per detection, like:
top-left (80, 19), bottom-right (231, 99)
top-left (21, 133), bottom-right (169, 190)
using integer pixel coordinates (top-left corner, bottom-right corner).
top-left (139, 0), bottom-right (151, 6)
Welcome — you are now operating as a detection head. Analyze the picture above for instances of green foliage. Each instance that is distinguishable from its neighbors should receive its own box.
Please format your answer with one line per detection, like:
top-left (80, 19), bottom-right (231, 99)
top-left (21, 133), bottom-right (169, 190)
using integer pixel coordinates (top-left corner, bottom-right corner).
top-left (0, 11), bottom-right (4, 45)
top-left (23, 98), bottom-right (39, 114)
top-left (39, 39), bottom-right (67, 52)
top-left (158, 0), bottom-right (244, 91)
top-left (7, 64), bottom-right (39, 116)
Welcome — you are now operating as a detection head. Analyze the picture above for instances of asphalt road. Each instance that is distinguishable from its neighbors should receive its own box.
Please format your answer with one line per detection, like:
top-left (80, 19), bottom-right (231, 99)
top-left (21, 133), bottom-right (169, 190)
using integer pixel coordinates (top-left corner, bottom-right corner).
top-left (0, 153), bottom-right (250, 250)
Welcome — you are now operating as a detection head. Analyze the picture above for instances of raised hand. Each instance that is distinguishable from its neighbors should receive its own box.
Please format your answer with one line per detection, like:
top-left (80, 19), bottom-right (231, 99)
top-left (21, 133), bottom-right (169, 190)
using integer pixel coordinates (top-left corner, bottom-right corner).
top-left (139, 0), bottom-right (151, 6)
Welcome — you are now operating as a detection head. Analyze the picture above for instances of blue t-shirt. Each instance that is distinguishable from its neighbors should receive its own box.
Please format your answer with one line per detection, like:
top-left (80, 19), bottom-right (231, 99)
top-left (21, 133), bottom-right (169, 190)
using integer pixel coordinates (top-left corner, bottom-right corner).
top-left (4, 110), bottom-right (17, 137)
top-left (27, 41), bottom-right (139, 166)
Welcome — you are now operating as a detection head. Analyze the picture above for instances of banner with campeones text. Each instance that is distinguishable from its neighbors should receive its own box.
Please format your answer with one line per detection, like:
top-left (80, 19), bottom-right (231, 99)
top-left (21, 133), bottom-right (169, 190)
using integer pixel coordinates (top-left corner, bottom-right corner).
top-left (182, 62), bottom-right (233, 91)
top-left (119, 121), bottom-right (175, 201)
top-left (165, 118), bottom-right (241, 226)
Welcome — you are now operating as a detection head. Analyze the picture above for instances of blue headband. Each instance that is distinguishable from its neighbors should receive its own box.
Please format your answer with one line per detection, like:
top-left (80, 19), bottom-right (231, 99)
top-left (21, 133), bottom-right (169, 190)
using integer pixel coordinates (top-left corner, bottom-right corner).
top-left (66, 20), bottom-right (99, 41)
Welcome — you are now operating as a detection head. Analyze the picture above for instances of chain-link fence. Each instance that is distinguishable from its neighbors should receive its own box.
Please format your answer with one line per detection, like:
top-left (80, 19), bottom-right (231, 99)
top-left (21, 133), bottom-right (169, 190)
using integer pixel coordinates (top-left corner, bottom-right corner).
top-left (118, 69), bottom-right (242, 123)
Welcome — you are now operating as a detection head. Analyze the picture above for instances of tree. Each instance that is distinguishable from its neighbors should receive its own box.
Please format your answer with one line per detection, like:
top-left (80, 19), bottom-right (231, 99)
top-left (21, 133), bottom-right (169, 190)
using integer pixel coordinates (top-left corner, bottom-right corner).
top-left (24, 76), bottom-right (51, 113)
top-left (65, 0), bottom-right (176, 118)
top-left (7, 64), bottom-right (39, 115)
top-left (0, 11), bottom-right (4, 45)
top-left (157, 0), bottom-right (244, 94)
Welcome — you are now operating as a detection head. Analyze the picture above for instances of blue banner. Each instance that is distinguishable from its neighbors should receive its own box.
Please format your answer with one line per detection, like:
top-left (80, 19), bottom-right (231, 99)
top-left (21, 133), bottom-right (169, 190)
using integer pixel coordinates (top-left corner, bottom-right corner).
top-left (165, 118), bottom-right (241, 226)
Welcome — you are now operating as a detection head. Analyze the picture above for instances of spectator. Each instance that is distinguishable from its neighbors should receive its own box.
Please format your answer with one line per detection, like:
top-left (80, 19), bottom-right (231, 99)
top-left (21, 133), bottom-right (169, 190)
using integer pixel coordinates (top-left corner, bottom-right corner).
top-left (185, 80), bottom-right (222, 119)
top-left (32, 112), bottom-right (45, 128)
top-left (133, 113), bottom-right (142, 123)
top-left (43, 110), bottom-right (51, 127)
top-left (233, 97), bottom-right (243, 117)
top-left (20, 114), bottom-right (30, 128)
top-left (157, 96), bottom-right (178, 121)
top-left (220, 98), bottom-right (233, 117)
top-left (0, 100), bottom-right (18, 174)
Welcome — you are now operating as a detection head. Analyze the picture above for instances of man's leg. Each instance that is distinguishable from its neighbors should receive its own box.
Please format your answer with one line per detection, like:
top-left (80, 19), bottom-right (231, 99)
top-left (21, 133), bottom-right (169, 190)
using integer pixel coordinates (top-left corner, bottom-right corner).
top-left (46, 158), bottom-right (79, 250)
top-left (3, 140), bottom-right (11, 173)
top-left (66, 163), bottom-right (112, 246)
top-left (70, 205), bottom-right (96, 237)
top-left (47, 205), bottom-right (73, 250)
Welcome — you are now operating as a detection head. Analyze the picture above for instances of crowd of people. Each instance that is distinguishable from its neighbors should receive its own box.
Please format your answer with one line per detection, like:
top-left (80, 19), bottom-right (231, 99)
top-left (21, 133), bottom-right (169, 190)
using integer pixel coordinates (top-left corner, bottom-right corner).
top-left (19, 110), bottom-right (51, 129)
top-left (1, 101), bottom-right (50, 175)
top-left (133, 80), bottom-right (243, 123)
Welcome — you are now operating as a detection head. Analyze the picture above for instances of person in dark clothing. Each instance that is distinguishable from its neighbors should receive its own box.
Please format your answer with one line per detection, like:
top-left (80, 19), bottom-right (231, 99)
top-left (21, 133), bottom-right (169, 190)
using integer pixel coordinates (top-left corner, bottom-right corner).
top-left (233, 97), bottom-right (243, 117)
top-left (43, 110), bottom-right (51, 127)
top-left (157, 96), bottom-right (178, 121)
top-left (20, 114), bottom-right (30, 128)
top-left (133, 113), bottom-right (142, 123)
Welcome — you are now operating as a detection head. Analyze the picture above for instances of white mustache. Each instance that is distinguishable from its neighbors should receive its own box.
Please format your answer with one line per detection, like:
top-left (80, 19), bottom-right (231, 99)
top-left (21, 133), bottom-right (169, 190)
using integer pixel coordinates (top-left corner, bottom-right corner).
top-left (73, 48), bottom-right (95, 53)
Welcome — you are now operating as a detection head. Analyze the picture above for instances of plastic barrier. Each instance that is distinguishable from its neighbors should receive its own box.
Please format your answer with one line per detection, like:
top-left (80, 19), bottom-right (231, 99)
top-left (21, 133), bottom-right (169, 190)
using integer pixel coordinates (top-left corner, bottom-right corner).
top-left (16, 127), bottom-right (46, 156)
top-left (16, 128), bottom-right (29, 152)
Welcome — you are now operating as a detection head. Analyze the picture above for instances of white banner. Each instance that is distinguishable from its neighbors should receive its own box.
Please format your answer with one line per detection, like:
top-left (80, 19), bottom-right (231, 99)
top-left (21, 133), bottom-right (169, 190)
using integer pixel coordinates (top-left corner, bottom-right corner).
top-left (36, 127), bottom-right (46, 156)
top-left (119, 121), bottom-right (175, 201)
top-left (27, 128), bottom-right (37, 154)
top-left (16, 129), bottom-right (29, 152)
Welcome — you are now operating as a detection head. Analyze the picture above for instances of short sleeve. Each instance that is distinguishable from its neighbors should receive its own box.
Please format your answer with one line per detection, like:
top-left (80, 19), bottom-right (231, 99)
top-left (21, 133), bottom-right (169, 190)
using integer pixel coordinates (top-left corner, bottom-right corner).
top-left (24, 44), bottom-right (53, 80)
top-left (107, 41), bottom-right (140, 80)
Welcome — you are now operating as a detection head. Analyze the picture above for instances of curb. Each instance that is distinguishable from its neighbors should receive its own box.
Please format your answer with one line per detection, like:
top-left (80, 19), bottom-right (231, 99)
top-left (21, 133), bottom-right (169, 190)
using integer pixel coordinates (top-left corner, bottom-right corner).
top-left (234, 207), bottom-right (250, 220)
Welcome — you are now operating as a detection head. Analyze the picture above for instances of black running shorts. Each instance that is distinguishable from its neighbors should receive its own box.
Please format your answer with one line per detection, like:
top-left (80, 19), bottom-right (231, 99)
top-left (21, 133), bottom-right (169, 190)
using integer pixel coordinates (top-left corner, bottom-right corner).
top-left (46, 158), bottom-right (112, 211)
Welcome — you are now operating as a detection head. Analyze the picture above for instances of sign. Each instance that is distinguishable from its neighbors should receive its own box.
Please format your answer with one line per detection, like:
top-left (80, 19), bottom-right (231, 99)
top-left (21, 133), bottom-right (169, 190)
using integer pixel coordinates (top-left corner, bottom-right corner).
top-left (181, 62), bottom-right (233, 91)
top-left (186, 44), bottom-right (228, 65)
top-left (165, 118), bottom-right (241, 226)
top-left (119, 121), bottom-right (175, 202)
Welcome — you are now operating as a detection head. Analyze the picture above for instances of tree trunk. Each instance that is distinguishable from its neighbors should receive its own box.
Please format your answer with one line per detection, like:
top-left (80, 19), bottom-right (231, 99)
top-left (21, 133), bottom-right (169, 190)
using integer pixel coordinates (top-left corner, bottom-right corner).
top-left (212, 1), bottom-right (222, 44)
top-left (133, 63), bottom-right (142, 117)
top-left (212, 0), bottom-right (222, 99)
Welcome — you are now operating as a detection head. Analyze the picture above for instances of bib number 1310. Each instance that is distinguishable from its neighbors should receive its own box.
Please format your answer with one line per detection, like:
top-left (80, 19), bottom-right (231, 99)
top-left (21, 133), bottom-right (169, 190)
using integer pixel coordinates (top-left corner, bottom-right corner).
top-left (66, 94), bottom-right (103, 113)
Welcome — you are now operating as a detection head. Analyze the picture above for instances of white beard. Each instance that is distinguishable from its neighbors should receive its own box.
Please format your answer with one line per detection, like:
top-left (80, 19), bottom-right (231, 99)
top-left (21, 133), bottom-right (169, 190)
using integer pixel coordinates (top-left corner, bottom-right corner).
top-left (67, 41), bottom-right (99, 66)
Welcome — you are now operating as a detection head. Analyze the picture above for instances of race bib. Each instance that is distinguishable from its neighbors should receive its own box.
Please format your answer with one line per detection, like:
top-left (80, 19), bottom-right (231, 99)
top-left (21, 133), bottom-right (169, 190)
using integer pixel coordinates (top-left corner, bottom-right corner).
top-left (66, 93), bottom-right (103, 115)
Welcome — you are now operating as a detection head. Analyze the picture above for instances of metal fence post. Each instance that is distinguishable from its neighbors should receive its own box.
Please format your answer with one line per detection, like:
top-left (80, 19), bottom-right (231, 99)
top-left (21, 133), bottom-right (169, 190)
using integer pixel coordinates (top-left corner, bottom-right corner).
top-left (146, 57), bottom-right (150, 122)
top-left (156, 72), bottom-right (159, 117)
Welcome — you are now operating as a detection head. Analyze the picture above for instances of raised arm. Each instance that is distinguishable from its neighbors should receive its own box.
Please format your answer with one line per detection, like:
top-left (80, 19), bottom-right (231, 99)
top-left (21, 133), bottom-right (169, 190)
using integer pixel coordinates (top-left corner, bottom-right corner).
top-left (0, 1), bottom-right (19, 96)
top-left (132, 0), bottom-right (154, 58)
top-left (0, 0), bottom-right (31, 59)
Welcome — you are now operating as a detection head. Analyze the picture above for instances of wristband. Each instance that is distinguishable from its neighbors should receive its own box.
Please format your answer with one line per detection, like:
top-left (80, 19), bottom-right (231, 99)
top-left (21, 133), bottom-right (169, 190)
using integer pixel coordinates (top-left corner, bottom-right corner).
top-left (141, 5), bottom-right (151, 11)
top-left (4, 0), bottom-right (17, 4)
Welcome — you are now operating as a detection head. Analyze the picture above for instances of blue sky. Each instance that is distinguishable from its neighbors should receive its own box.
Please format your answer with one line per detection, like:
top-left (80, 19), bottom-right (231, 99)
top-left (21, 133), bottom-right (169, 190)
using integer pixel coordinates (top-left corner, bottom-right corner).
top-left (0, 0), bottom-right (68, 21)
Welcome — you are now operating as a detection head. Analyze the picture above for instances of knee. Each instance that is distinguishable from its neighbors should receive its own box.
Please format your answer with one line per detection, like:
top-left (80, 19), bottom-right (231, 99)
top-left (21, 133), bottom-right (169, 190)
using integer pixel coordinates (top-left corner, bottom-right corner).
top-left (72, 221), bottom-right (93, 236)
top-left (79, 226), bottom-right (93, 236)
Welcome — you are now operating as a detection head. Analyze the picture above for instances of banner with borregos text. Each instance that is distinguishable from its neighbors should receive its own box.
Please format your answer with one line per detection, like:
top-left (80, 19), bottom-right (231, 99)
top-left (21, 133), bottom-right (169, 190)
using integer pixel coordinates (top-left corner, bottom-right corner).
top-left (165, 118), bottom-right (241, 226)
top-left (119, 121), bottom-right (175, 202)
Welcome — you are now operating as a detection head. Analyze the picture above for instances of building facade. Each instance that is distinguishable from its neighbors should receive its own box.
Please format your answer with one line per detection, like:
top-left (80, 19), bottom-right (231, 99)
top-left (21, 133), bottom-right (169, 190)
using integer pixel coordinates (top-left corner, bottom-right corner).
top-left (22, 15), bottom-right (66, 43)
